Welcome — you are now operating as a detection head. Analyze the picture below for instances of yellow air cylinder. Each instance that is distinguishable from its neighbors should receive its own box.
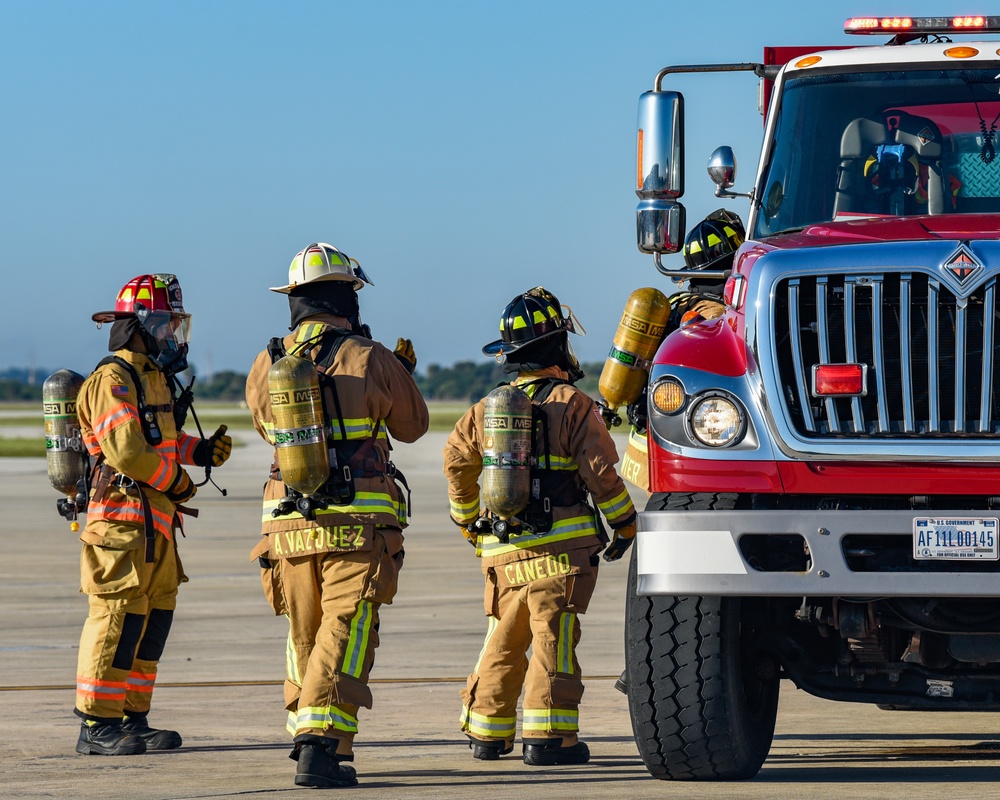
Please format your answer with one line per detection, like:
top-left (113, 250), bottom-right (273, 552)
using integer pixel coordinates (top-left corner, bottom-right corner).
top-left (43, 370), bottom-right (88, 497)
top-left (599, 287), bottom-right (671, 410)
top-left (480, 384), bottom-right (533, 520)
top-left (268, 355), bottom-right (330, 496)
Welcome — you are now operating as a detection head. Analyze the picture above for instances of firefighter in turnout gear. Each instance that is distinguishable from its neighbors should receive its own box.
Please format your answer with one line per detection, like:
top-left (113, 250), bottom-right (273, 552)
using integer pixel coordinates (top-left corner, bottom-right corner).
top-left (619, 209), bottom-right (741, 493)
top-left (246, 242), bottom-right (428, 789)
top-left (443, 287), bottom-right (637, 766)
top-left (74, 274), bottom-right (231, 756)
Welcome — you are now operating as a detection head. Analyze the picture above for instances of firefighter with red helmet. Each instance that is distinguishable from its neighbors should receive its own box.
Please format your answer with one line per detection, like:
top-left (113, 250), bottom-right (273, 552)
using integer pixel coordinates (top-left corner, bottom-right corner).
top-left (245, 243), bottom-right (428, 789)
top-left (73, 274), bottom-right (231, 755)
top-left (443, 286), bottom-right (637, 766)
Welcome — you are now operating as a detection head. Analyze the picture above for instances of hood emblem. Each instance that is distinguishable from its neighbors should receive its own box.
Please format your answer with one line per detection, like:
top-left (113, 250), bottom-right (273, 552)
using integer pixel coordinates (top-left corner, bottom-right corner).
top-left (942, 243), bottom-right (982, 283)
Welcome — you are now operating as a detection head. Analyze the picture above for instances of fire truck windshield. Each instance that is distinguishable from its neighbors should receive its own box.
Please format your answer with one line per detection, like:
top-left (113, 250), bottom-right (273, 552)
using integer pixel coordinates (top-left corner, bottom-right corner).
top-left (754, 67), bottom-right (1000, 237)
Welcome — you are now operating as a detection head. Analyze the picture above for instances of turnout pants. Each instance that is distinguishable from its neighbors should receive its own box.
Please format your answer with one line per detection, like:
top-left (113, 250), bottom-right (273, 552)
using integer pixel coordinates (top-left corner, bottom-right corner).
top-left (460, 555), bottom-right (598, 745)
top-left (276, 531), bottom-right (403, 756)
top-left (75, 532), bottom-right (183, 722)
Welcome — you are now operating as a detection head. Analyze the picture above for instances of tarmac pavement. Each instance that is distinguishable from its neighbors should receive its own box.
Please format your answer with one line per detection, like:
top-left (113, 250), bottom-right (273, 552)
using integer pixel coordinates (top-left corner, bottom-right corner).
top-left (4, 429), bottom-right (1000, 798)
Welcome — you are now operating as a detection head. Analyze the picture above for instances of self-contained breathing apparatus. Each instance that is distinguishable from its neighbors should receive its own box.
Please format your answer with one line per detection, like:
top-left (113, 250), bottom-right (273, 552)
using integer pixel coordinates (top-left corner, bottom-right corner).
top-left (265, 327), bottom-right (408, 522)
top-left (471, 379), bottom-right (592, 544)
top-left (45, 356), bottom-right (223, 542)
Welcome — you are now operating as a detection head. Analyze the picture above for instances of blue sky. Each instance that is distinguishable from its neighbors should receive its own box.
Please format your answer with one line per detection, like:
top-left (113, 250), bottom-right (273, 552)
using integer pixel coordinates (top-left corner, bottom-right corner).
top-left (0, 0), bottom-right (958, 377)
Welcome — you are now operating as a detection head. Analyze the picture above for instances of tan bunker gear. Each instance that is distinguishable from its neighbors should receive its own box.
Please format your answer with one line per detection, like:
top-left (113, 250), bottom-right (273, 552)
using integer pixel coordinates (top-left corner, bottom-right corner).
top-left (444, 366), bottom-right (636, 750)
top-left (247, 319), bottom-right (428, 757)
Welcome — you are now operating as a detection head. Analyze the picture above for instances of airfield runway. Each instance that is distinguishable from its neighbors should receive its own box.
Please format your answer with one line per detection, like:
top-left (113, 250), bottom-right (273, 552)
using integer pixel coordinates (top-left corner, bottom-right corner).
top-left (4, 431), bottom-right (1000, 799)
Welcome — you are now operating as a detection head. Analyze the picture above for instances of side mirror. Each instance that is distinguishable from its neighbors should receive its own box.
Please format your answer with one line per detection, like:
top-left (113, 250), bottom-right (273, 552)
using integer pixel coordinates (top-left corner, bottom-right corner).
top-left (707, 146), bottom-right (751, 199)
top-left (707, 146), bottom-right (737, 190)
top-left (636, 91), bottom-right (686, 254)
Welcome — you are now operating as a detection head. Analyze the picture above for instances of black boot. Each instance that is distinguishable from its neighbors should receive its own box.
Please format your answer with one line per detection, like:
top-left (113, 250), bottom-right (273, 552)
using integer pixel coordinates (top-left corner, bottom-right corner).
top-left (122, 711), bottom-right (182, 750)
top-left (467, 735), bottom-right (513, 760)
top-left (76, 720), bottom-right (147, 756)
top-left (292, 735), bottom-right (358, 788)
top-left (522, 737), bottom-right (590, 766)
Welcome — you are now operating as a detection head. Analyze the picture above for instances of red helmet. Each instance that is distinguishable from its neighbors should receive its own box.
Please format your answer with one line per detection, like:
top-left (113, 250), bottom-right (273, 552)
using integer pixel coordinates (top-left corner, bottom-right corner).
top-left (92, 274), bottom-right (186, 322)
top-left (93, 274), bottom-right (191, 373)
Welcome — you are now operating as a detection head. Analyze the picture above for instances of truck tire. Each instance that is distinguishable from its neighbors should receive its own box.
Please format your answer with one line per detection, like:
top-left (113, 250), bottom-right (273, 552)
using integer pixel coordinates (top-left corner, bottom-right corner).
top-left (625, 492), bottom-right (779, 780)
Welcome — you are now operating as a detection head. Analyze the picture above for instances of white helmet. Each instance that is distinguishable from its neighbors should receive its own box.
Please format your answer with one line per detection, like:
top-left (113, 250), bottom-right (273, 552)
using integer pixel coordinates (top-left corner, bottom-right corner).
top-left (269, 242), bottom-right (373, 294)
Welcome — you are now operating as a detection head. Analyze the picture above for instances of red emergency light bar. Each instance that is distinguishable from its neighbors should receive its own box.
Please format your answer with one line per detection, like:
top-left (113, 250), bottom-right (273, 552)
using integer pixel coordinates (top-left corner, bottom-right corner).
top-left (846, 16), bottom-right (1000, 34)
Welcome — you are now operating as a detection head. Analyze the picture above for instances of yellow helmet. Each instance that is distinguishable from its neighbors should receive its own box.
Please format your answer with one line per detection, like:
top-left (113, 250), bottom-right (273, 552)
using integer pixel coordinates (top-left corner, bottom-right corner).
top-left (269, 242), bottom-right (373, 294)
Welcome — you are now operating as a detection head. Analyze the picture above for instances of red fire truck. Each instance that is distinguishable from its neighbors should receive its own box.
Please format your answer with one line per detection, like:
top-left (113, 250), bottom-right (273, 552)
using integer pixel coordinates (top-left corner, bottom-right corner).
top-left (627, 16), bottom-right (1000, 780)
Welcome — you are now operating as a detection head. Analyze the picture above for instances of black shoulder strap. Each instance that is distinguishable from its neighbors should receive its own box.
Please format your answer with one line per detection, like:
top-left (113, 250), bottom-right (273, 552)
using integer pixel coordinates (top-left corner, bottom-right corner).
top-left (266, 337), bottom-right (286, 364)
top-left (95, 355), bottom-right (163, 445)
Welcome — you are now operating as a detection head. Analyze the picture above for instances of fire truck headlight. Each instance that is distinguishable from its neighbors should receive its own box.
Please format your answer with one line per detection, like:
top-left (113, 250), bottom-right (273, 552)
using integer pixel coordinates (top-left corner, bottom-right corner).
top-left (689, 394), bottom-right (745, 447)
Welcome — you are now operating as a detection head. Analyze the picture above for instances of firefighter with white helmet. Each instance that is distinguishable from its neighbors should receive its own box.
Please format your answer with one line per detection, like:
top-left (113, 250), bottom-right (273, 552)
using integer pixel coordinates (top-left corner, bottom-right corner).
top-left (245, 242), bottom-right (428, 789)
top-left (73, 274), bottom-right (232, 755)
top-left (443, 286), bottom-right (637, 765)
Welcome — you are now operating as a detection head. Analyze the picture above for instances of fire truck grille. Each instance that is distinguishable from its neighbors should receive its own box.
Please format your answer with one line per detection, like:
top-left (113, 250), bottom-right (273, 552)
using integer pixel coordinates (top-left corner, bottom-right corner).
top-left (774, 273), bottom-right (1000, 438)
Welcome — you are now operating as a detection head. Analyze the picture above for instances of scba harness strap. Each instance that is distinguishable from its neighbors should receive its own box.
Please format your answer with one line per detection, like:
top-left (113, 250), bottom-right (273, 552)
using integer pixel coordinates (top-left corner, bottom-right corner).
top-left (91, 356), bottom-right (176, 562)
top-left (267, 330), bottom-right (411, 514)
top-left (512, 378), bottom-right (591, 537)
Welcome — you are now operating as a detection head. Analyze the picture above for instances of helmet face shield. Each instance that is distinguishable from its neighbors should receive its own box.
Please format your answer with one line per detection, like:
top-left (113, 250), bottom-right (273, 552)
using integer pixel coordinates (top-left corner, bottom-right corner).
top-left (136, 308), bottom-right (191, 373)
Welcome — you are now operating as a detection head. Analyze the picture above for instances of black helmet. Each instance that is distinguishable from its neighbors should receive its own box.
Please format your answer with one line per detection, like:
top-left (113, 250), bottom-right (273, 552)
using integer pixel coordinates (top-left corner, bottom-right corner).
top-left (482, 286), bottom-right (585, 357)
top-left (682, 209), bottom-right (745, 272)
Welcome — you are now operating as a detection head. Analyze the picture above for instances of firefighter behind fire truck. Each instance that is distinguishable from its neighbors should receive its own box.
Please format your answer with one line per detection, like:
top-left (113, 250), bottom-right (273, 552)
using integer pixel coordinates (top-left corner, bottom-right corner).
top-left (443, 286), bottom-right (637, 765)
top-left (617, 210), bottom-right (744, 492)
top-left (71, 274), bottom-right (231, 756)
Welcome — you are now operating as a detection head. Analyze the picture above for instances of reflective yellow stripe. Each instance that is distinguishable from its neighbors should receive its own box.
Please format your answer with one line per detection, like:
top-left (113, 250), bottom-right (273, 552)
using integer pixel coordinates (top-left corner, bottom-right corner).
top-left (450, 495), bottom-right (480, 523)
top-left (556, 611), bottom-right (577, 675)
top-left (459, 706), bottom-right (516, 738)
top-left (262, 491), bottom-right (401, 522)
top-left (342, 600), bottom-right (374, 678)
top-left (295, 705), bottom-right (359, 734)
top-left (628, 428), bottom-right (648, 453)
top-left (474, 616), bottom-right (499, 674)
top-left (598, 487), bottom-right (634, 520)
top-left (542, 455), bottom-right (577, 470)
top-left (477, 515), bottom-right (597, 556)
top-left (522, 707), bottom-right (579, 732)
top-left (285, 621), bottom-right (301, 683)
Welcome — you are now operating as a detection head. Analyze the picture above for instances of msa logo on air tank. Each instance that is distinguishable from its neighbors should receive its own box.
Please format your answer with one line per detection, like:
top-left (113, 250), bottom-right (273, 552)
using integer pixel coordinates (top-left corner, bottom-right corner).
top-left (43, 401), bottom-right (77, 415)
top-left (269, 387), bottom-right (321, 406)
top-left (483, 416), bottom-right (532, 430)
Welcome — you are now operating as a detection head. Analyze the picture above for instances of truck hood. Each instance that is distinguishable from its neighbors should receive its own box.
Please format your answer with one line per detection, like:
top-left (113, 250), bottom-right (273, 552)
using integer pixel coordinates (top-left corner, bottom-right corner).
top-left (759, 214), bottom-right (1000, 250)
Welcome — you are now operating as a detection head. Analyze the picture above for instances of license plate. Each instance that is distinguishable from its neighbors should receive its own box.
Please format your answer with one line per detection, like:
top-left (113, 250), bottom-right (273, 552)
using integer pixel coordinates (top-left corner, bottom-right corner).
top-left (913, 517), bottom-right (999, 560)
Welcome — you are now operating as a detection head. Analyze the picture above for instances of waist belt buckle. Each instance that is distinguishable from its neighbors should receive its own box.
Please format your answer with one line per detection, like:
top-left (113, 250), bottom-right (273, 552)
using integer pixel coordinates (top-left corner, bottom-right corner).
top-left (343, 465), bottom-right (352, 484)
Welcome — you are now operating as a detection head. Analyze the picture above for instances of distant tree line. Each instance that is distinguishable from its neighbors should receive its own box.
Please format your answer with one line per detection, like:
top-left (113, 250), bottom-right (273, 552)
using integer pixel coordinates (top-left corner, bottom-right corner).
top-left (414, 361), bottom-right (603, 402)
top-left (0, 363), bottom-right (606, 404)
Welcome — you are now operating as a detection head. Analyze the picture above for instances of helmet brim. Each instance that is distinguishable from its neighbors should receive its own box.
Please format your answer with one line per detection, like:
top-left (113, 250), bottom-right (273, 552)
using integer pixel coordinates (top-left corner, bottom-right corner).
top-left (482, 328), bottom-right (565, 357)
top-left (92, 310), bottom-right (135, 323)
top-left (269, 272), bottom-right (366, 294)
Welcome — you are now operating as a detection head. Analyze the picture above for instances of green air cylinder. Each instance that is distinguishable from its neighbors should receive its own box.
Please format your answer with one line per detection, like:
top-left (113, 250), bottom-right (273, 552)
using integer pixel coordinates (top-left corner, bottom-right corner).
top-left (43, 370), bottom-right (88, 497)
top-left (480, 384), bottom-right (533, 520)
top-left (599, 287), bottom-right (671, 410)
top-left (268, 355), bottom-right (330, 496)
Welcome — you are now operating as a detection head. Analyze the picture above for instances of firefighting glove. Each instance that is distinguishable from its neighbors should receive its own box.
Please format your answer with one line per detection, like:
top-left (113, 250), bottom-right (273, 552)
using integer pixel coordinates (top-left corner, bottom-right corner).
top-left (603, 519), bottom-right (636, 562)
top-left (626, 386), bottom-right (648, 434)
top-left (194, 425), bottom-right (232, 467)
top-left (394, 338), bottom-right (417, 374)
top-left (451, 516), bottom-right (479, 547)
top-left (165, 467), bottom-right (197, 504)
